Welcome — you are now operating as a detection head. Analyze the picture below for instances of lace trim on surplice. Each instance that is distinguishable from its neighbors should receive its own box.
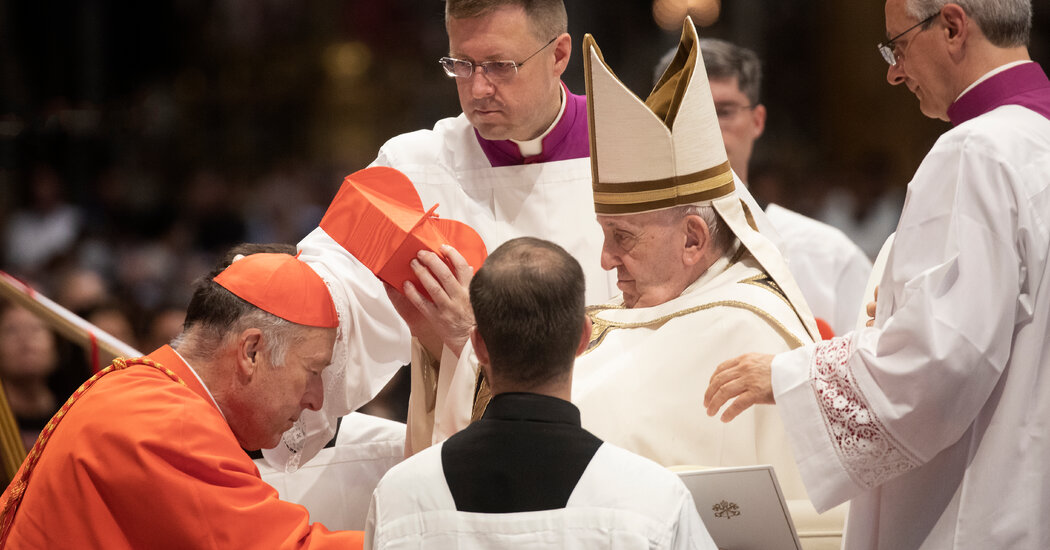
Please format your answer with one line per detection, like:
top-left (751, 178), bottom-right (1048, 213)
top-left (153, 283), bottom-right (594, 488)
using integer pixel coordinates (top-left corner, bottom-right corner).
top-left (811, 337), bottom-right (920, 488)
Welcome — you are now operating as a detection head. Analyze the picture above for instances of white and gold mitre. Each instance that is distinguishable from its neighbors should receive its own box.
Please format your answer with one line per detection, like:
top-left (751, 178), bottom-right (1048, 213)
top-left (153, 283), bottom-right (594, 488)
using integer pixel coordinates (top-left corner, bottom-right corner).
top-left (584, 17), bottom-right (821, 341)
top-left (585, 16), bottom-right (732, 215)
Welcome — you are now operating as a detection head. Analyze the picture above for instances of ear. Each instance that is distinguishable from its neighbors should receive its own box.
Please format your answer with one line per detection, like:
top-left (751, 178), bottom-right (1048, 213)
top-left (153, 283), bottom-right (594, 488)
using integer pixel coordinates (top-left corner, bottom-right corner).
top-left (681, 214), bottom-right (711, 267)
top-left (574, 316), bottom-right (592, 357)
top-left (551, 32), bottom-right (572, 77)
top-left (471, 326), bottom-right (495, 387)
top-left (751, 103), bottom-right (767, 140)
top-left (940, 4), bottom-right (970, 53)
top-left (470, 326), bottom-right (490, 367)
top-left (237, 328), bottom-right (264, 377)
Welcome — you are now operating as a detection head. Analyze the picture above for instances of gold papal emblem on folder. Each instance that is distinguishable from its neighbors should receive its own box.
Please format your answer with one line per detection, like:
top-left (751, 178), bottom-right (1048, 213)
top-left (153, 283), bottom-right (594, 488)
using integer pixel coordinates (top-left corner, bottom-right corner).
top-left (712, 500), bottom-right (742, 519)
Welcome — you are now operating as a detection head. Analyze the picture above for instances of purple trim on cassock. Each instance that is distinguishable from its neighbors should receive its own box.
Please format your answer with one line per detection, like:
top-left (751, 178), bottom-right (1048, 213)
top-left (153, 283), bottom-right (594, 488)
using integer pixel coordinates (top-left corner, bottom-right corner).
top-left (474, 82), bottom-right (591, 167)
top-left (948, 62), bottom-right (1050, 126)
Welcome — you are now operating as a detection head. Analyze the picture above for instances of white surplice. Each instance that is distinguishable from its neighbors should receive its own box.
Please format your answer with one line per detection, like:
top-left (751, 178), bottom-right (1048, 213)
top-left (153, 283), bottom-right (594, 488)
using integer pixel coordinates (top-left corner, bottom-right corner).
top-left (258, 413), bottom-right (405, 530)
top-left (765, 203), bottom-right (873, 336)
top-left (370, 113), bottom-right (617, 306)
top-left (771, 104), bottom-right (1050, 549)
top-left (364, 442), bottom-right (716, 550)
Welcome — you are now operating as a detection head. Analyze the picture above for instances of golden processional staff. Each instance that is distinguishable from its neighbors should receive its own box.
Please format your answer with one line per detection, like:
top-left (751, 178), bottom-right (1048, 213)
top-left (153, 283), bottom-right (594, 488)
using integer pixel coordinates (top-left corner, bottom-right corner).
top-left (0, 270), bottom-right (142, 483)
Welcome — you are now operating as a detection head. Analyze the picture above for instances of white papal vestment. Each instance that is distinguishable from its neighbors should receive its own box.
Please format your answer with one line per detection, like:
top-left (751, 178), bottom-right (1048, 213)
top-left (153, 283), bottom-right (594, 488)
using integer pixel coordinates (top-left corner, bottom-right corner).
top-left (573, 252), bottom-right (845, 549)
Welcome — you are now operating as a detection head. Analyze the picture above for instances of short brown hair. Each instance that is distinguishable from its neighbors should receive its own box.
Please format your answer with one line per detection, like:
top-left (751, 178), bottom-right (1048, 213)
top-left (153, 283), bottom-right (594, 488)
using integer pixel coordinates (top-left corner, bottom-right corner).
top-left (446, 0), bottom-right (567, 41)
top-left (469, 237), bottom-right (584, 389)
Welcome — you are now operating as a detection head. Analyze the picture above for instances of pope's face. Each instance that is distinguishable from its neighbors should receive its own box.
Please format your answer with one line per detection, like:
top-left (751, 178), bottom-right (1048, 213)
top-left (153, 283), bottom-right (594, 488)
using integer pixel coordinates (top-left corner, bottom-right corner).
top-left (232, 326), bottom-right (335, 451)
top-left (447, 5), bottom-right (565, 141)
top-left (598, 211), bottom-right (690, 309)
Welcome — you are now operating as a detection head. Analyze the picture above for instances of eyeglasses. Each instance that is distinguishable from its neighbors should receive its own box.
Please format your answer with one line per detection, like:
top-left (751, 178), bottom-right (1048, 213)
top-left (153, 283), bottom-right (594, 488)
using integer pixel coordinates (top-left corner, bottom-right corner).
top-left (877, 12), bottom-right (938, 66)
top-left (439, 36), bottom-right (558, 82)
top-left (715, 104), bottom-right (755, 122)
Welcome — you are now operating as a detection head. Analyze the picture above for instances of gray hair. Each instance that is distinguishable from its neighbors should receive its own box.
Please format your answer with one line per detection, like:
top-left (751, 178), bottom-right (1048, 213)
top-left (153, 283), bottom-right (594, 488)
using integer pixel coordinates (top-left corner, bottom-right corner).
top-left (653, 38), bottom-right (762, 106)
top-left (664, 204), bottom-right (734, 257)
top-left (906, 0), bottom-right (1031, 47)
top-left (173, 285), bottom-right (309, 368)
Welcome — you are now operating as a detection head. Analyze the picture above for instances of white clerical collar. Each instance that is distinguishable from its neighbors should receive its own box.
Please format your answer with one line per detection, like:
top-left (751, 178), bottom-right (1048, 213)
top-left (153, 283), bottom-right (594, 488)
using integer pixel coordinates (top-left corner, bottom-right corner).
top-left (172, 347), bottom-right (226, 420)
top-left (511, 85), bottom-right (566, 157)
top-left (956, 60), bottom-right (1033, 101)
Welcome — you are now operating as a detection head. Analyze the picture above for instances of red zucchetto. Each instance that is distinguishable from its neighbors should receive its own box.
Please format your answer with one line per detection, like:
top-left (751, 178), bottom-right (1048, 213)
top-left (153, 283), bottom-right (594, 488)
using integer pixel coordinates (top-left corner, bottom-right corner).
top-left (213, 252), bottom-right (339, 328)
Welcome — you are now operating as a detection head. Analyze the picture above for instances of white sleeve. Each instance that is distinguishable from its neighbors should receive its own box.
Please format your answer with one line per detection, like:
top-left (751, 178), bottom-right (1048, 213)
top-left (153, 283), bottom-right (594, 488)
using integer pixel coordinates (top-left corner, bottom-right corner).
top-left (830, 242), bottom-right (873, 336)
top-left (263, 227), bottom-right (412, 472)
top-left (773, 134), bottom-right (1022, 511)
top-left (363, 491), bottom-right (379, 550)
top-left (854, 233), bottom-right (894, 332)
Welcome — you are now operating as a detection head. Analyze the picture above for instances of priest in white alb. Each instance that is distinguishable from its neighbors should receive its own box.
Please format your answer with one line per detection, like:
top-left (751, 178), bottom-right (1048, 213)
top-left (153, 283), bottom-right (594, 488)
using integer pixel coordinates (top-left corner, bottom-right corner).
top-left (705, 1), bottom-right (1050, 548)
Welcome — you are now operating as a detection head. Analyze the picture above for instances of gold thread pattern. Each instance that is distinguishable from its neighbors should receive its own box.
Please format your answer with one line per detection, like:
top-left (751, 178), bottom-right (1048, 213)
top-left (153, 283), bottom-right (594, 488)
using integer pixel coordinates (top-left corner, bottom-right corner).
top-left (593, 169), bottom-right (734, 206)
top-left (585, 274), bottom-right (806, 353)
top-left (0, 357), bottom-right (186, 544)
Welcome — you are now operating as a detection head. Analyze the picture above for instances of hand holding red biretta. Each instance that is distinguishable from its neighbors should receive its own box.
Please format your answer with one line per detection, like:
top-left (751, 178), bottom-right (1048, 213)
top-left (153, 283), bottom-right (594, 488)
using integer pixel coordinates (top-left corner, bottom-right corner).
top-left (318, 167), bottom-right (487, 296)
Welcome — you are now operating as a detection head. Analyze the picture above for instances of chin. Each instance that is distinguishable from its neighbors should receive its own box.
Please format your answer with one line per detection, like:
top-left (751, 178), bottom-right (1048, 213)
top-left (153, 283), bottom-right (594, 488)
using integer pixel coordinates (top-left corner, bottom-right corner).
top-left (474, 126), bottom-right (511, 141)
top-left (469, 117), bottom-right (513, 139)
top-left (916, 97), bottom-right (949, 121)
top-left (256, 437), bottom-right (282, 452)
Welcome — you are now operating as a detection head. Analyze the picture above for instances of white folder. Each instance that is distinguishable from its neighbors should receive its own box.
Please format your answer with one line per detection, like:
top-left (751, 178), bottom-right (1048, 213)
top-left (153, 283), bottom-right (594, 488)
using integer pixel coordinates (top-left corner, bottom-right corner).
top-left (675, 465), bottom-right (802, 550)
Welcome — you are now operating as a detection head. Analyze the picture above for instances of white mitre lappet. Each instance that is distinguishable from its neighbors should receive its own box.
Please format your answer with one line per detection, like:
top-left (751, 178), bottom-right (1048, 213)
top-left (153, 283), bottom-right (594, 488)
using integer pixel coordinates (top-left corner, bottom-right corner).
top-left (583, 16), bottom-right (819, 341)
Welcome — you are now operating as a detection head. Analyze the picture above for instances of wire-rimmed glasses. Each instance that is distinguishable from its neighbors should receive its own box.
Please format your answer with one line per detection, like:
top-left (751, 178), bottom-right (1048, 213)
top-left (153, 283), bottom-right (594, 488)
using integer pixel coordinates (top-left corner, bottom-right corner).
top-left (439, 36), bottom-right (558, 82)
top-left (877, 12), bottom-right (938, 66)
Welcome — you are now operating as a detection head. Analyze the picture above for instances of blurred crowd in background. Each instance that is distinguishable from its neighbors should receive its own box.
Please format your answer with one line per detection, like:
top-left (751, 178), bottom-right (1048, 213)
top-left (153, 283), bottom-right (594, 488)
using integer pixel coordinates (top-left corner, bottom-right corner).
top-left (1, 1), bottom-right (1047, 439)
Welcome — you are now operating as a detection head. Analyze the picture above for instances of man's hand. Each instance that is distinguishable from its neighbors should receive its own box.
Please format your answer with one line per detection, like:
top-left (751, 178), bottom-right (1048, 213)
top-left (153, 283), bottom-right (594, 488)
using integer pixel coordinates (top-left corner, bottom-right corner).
top-left (400, 244), bottom-right (476, 357)
top-left (385, 283), bottom-right (442, 357)
top-left (865, 285), bottom-right (879, 327)
top-left (704, 353), bottom-right (775, 422)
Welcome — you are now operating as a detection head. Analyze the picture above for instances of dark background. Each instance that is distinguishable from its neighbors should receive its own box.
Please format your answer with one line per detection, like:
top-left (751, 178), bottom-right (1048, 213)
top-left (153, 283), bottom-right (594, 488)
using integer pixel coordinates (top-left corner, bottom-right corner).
top-left (0, 0), bottom-right (1047, 350)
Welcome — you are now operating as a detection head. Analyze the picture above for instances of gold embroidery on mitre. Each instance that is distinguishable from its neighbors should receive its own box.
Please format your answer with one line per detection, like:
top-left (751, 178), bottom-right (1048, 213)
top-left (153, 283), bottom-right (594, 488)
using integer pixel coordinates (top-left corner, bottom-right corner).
top-left (592, 162), bottom-right (735, 214)
top-left (585, 18), bottom-right (733, 216)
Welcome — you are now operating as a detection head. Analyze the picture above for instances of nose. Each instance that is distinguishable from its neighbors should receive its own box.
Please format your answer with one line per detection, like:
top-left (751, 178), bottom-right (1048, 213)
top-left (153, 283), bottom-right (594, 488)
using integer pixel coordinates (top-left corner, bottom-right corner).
top-left (599, 240), bottom-right (620, 272)
top-left (302, 374), bottom-right (324, 412)
top-left (886, 62), bottom-right (906, 86)
top-left (470, 71), bottom-right (496, 98)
